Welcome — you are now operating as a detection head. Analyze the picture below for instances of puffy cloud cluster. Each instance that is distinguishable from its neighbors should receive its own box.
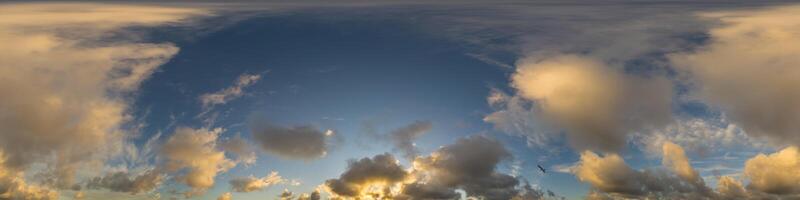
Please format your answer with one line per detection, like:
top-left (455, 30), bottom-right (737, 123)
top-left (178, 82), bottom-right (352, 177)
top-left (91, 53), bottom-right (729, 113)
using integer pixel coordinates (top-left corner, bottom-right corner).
top-left (706, 146), bottom-right (800, 199)
top-left (575, 141), bottom-right (800, 199)
top-left (743, 147), bottom-right (800, 196)
top-left (160, 127), bottom-right (237, 197)
top-left (324, 136), bottom-right (547, 200)
top-left (0, 153), bottom-right (57, 200)
top-left (406, 136), bottom-right (519, 200)
top-left (574, 142), bottom-right (712, 199)
top-left (217, 192), bottom-right (232, 200)
top-left (498, 55), bottom-right (672, 152)
top-left (324, 153), bottom-right (409, 198)
top-left (229, 171), bottom-right (285, 192)
top-left (0, 2), bottom-right (206, 197)
top-left (251, 122), bottom-right (331, 160)
top-left (669, 5), bottom-right (800, 146)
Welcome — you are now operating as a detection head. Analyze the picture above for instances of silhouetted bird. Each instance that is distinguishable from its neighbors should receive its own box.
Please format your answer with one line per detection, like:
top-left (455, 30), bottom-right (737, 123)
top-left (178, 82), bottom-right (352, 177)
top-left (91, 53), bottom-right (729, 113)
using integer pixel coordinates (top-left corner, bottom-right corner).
top-left (537, 165), bottom-right (546, 173)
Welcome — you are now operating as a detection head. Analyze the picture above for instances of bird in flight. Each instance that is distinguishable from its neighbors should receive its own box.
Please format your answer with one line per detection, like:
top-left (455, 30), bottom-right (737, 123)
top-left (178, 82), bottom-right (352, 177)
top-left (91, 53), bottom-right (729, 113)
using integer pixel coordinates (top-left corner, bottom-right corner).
top-left (537, 165), bottom-right (546, 173)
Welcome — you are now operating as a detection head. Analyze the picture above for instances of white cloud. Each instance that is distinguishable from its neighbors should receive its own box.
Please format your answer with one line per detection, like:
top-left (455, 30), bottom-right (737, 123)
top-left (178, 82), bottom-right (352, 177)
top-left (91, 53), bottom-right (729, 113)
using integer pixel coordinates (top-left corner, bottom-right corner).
top-left (574, 142), bottom-right (713, 199)
top-left (0, 2), bottom-right (207, 197)
top-left (160, 127), bottom-right (236, 197)
top-left (497, 54), bottom-right (672, 152)
top-left (670, 5), bottom-right (800, 147)
top-left (217, 192), bottom-right (232, 200)
top-left (744, 146), bottom-right (800, 195)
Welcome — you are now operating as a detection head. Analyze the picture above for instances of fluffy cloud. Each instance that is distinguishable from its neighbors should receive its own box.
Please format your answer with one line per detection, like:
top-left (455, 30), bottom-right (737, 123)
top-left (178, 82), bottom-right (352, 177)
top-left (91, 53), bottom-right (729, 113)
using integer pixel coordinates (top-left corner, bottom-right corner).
top-left (324, 136), bottom-right (545, 200)
top-left (503, 55), bottom-right (672, 152)
top-left (160, 127), bottom-right (236, 197)
top-left (716, 176), bottom-right (748, 199)
top-left (86, 170), bottom-right (164, 194)
top-left (229, 171), bottom-right (285, 193)
top-left (0, 2), bottom-right (206, 196)
top-left (217, 192), bottom-right (232, 200)
top-left (744, 146), bottom-right (800, 195)
top-left (669, 5), bottom-right (800, 146)
top-left (408, 136), bottom-right (519, 200)
top-left (298, 191), bottom-right (321, 200)
top-left (0, 154), bottom-right (58, 200)
top-left (662, 141), bottom-right (703, 186)
top-left (575, 143), bottom-right (800, 199)
top-left (324, 153), bottom-right (409, 198)
top-left (279, 189), bottom-right (295, 199)
top-left (574, 142), bottom-right (712, 199)
top-left (388, 121), bottom-right (432, 160)
top-left (251, 122), bottom-right (331, 160)
top-left (200, 73), bottom-right (262, 110)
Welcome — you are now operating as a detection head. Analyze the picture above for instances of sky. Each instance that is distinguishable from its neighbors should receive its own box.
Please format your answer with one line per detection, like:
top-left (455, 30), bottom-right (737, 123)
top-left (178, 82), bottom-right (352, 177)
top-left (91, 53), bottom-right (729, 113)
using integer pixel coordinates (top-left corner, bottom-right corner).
top-left (1, 1), bottom-right (800, 200)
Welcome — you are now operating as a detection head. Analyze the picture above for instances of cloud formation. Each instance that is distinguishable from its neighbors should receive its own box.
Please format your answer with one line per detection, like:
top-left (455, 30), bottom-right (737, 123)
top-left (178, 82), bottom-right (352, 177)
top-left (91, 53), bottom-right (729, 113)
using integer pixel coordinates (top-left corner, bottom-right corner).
top-left (200, 73), bottom-right (262, 110)
top-left (633, 116), bottom-right (766, 157)
top-left (407, 136), bottom-right (519, 200)
top-left (0, 154), bottom-right (57, 199)
top-left (251, 122), bottom-right (331, 160)
top-left (324, 153), bottom-right (409, 198)
top-left (325, 136), bottom-right (543, 199)
top-left (502, 55), bottom-right (672, 152)
top-left (160, 127), bottom-right (236, 197)
top-left (217, 192), bottom-right (232, 200)
top-left (388, 121), bottom-right (433, 160)
top-left (744, 146), bottom-right (800, 195)
top-left (670, 5), bottom-right (800, 146)
top-left (229, 171), bottom-right (285, 193)
top-left (220, 134), bottom-right (258, 166)
top-left (323, 136), bottom-right (545, 200)
top-left (574, 142), bottom-right (712, 199)
top-left (0, 2), bottom-right (206, 197)
top-left (86, 170), bottom-right (164, 195)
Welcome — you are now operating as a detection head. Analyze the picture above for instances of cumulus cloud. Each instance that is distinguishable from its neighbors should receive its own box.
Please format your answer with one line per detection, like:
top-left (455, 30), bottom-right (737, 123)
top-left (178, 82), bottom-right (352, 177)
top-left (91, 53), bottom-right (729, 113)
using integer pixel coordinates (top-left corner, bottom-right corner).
top-left (251, 122), bottom-right (331, 160)
top-left (279, 189), bottom-right (295, 199)
top-left (217, 192), bottom-right (232, 200)
top-left (298, 190), bottom-right (321, 200)
top-left (229, 171), bottom-right (285, 193)
top-left (574, 142), bottom-right (800, 199)
top-left (498, 55), bottom-right (673, 152)
top-left (716, 176), bottom-right (748, 199)
top-left (670, 5), bottom-right (800, 146)
top-left (744, 146), bottom-right (800, 195)
top-left (574, 142), bottom-right (712, 199)
top-left (160, 127), bottom-right (236, 197)
top-left (662, 142), bottom-right (697, 179)
top-left (388, 121), bottom-right (433, 160)
top-left (86, 170), bottom-right (164, 194)
top-left (324, 153), bottom-right (408, 198)
top-left (0, 154), bottom-right (58, 200)
top-left (200, 73), bottom-right (262, 110)
top-left (0, 2), bottom-right (206, 196)
top-left (323, 136), bottom-right (549, 200)
top-left (408, 136), bottom-right (518, 200)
